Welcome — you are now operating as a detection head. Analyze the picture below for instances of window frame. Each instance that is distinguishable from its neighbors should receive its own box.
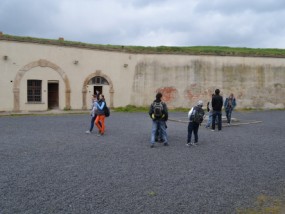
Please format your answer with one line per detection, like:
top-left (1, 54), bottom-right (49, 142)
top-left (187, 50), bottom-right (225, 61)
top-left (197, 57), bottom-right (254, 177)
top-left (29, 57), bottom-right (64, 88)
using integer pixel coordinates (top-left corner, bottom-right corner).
top-left (89, 76), bottom-right (109, 85)
top-left (27, 80), bottom-right (42, 103)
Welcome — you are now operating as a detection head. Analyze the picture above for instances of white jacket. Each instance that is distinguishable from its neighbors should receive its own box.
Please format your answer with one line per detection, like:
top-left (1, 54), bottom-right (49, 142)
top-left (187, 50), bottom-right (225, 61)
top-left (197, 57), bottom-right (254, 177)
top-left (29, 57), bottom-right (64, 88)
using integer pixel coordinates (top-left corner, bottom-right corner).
top-left (188, 107), bottom-right (194, 120)
top-left (90, 101), bottom-right (98, 117)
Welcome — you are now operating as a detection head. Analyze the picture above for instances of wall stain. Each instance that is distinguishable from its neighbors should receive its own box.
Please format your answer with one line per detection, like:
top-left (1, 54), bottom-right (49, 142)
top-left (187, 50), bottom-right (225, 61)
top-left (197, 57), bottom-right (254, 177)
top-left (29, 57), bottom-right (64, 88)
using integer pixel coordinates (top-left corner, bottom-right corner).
top-left (131, 59), bottom-right (285, 109)
top-left (156, 87), bottom-right (177, 103)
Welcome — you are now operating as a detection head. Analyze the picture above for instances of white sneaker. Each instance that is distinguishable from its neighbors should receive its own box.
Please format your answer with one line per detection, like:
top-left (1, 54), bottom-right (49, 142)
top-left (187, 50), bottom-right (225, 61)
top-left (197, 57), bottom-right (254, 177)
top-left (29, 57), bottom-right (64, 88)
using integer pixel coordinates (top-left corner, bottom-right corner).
top-left (85, 130), bottom-right (91, 134)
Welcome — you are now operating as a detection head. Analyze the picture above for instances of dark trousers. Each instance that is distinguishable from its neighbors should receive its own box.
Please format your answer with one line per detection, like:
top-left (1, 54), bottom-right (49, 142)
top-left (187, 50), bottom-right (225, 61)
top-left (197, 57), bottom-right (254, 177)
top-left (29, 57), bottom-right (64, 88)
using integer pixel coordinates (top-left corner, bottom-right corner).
top-left (225, 109), bottom-right (232, 123)
top-left (187, 122), bottom-right (199, 143)
top-left (212, 111), bottom-right (222, 130)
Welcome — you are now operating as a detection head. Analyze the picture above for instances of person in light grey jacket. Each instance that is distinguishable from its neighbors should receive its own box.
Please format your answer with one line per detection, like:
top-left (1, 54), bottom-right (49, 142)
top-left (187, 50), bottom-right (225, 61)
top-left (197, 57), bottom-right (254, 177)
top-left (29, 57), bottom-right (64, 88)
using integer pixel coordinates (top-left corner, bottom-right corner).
top-left (86, 94), bottom-right (98, 134)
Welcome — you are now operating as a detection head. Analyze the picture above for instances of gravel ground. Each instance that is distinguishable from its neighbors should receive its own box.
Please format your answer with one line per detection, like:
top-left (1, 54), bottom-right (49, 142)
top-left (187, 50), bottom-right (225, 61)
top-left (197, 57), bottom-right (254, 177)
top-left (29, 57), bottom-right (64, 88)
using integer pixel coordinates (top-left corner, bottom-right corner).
top-left (0, 111), bottom-right (284, 214)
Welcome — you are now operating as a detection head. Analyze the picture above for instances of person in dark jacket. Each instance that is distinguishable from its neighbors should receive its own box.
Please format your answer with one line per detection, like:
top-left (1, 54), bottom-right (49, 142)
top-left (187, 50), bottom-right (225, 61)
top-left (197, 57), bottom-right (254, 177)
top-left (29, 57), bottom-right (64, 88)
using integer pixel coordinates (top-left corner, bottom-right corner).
top-left (149, 92), bottom-right (168, 148)
top-left (211, 89), bottom-right (223, 131)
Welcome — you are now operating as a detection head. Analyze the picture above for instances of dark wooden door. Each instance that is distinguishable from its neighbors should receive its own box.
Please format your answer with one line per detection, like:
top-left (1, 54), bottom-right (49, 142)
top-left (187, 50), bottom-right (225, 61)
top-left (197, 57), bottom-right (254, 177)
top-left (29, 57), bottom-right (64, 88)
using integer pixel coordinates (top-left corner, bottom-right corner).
top-left (48, 83), bottom-right (59, 109)
top-left (94, 86), bottom-right (102, 96)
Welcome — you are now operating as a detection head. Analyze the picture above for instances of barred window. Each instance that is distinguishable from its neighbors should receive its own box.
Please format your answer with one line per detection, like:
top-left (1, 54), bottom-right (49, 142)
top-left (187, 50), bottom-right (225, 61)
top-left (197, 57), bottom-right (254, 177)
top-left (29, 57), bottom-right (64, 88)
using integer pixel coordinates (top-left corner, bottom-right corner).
top-left (89, 76), bottom-right (109, 85)
top-left (27, 80), bottom-right (42, 102)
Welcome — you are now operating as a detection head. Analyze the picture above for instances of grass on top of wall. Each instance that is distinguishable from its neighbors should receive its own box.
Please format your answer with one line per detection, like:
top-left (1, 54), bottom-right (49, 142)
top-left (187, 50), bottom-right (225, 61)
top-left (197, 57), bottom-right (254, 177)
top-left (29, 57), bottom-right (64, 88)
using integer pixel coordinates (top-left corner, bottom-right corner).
top-left (2, 34), bottom-right (285, 58)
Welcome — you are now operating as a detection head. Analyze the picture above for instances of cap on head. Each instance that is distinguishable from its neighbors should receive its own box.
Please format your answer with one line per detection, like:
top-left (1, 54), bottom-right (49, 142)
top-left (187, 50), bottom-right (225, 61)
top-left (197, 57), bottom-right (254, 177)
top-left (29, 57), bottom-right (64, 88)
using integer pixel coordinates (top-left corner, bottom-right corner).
top-left (197, 100), bottom-right (203, 106)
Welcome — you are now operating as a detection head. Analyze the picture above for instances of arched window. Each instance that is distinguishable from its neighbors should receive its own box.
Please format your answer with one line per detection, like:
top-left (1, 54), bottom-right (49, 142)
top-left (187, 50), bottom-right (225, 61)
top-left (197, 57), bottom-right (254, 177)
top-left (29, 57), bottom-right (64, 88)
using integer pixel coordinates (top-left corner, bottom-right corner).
top-left (88, 76), bottom-right (109, 85)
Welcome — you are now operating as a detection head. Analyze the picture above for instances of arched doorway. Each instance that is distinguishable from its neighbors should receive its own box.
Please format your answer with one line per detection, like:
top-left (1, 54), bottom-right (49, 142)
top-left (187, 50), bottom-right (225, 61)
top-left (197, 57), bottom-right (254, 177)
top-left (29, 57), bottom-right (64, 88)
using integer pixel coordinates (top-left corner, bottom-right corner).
top-left (82, 70), bottom-right (114, 109)
top-left (13, 59), bottom-right (71, 112)
top-left (89, 76), bottom-right (109, 96)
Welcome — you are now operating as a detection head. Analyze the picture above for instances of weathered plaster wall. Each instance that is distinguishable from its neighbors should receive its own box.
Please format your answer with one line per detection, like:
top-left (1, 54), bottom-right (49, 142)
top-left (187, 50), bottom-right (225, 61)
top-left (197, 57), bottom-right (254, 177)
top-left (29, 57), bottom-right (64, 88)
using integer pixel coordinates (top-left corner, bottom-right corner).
top-left (131, 55), bottom-right (285, 109)
top-left (0, 40), bottom-right (284, 111)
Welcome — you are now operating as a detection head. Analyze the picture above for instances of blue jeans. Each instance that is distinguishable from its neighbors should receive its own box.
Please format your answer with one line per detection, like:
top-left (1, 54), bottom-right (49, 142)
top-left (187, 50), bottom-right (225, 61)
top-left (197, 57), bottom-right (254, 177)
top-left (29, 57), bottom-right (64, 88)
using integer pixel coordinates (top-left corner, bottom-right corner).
top-left (151, 120), bottom-right (167, 145)
top-left (206, 111), bottom-right (213, 127)
top-left (187, 122), bottom-right (199, 143)
top-left (155, 122), bottom-right (162, 141)
top-left (225, 109), bottom-right (232, 123)
top-left (212, 111), bottom-right (222, 130)
top-left (89, 115), bottom-right (98, 132)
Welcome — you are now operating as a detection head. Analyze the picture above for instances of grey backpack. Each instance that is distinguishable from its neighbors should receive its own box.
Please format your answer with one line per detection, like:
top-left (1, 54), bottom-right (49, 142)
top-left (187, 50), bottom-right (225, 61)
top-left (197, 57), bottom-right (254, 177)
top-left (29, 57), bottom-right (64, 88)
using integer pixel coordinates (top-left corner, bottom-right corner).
top-left (153, 102), bottom-right (164, 118)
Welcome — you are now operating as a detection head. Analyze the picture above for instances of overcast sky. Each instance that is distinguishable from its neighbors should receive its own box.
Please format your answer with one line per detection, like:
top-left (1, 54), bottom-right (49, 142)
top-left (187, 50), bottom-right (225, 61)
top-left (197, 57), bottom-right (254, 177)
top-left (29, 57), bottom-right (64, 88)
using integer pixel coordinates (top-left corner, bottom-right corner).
top-left (1, 0), bottom-right (285, 48)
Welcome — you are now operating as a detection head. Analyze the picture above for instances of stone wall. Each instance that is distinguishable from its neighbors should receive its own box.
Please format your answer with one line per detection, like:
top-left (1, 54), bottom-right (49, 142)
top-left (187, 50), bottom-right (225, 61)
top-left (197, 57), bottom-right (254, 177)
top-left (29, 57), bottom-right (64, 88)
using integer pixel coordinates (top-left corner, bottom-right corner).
top-left (131, 55), bottom-right (285, 109)
top-left (0, 40), bottom-right (284, 111)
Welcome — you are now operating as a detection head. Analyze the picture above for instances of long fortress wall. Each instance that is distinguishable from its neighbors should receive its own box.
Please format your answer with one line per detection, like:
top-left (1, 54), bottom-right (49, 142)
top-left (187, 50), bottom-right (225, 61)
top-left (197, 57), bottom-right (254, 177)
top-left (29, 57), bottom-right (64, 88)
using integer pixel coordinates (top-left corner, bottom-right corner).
top-left (0, 39), bottom-right (284, 111)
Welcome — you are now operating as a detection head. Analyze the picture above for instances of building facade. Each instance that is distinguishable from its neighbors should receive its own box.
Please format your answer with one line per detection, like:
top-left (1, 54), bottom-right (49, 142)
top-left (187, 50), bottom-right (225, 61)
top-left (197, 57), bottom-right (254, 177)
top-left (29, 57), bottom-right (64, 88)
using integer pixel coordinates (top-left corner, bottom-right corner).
top-left (1, 38), bottom-right (284, 112)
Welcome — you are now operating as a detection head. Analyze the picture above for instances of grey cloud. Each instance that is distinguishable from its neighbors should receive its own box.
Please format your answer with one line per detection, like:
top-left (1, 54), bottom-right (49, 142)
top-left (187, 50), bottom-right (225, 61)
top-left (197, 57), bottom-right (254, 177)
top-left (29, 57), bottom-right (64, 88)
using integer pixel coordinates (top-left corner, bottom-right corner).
top-left (0, 0), bottom-right (59, 38)
top-left (129, 0), bottom-right (168, 7)
top-left (1, 0), bottom-right (285, 48)
top-left (194, 0), bottom-right (285, 14)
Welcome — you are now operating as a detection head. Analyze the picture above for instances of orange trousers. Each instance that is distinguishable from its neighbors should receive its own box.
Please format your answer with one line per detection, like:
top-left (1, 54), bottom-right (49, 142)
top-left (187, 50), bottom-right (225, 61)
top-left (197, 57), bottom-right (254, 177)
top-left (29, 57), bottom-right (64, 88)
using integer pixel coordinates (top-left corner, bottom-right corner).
top-left (95, 115), bottom-right (105, 134)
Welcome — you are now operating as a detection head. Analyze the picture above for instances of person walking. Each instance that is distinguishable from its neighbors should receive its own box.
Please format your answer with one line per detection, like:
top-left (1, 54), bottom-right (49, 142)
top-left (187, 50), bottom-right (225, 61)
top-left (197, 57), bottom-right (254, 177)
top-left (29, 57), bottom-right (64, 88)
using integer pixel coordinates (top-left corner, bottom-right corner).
top-left (186, 100), bottom-right (205, 146)
top-left (149, 92), bottom-right (168, 148)
top-left (85, 94), bottom-right (98, 134)
top-left (224, 93), bottom-right (236, 125)
top-left (95, 94), bottom-right (106, 136)
top-left (211, 89), bottom-right (223, 131)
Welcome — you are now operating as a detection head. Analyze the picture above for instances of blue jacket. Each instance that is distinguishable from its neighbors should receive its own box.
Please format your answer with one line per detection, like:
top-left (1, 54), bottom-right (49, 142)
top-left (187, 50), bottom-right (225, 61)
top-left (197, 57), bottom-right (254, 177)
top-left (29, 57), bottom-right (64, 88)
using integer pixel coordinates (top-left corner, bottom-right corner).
top-left (224, 97), bottom-right (236, 111)
top-left (96, 100), bottom-right (105, 115)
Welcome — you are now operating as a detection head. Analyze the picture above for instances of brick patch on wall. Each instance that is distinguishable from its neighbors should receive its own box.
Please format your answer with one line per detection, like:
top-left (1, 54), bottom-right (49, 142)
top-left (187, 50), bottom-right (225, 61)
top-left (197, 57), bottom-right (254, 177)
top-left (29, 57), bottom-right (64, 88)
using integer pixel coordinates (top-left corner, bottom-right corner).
top-left (156, 87), bottom-right (177, 103)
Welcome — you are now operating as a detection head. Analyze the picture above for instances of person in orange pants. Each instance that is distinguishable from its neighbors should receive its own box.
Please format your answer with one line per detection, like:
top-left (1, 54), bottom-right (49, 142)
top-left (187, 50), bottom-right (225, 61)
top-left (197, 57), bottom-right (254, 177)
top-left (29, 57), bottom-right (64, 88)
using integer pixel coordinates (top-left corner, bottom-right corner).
top-left (95, 94), bottom-right (106, 136)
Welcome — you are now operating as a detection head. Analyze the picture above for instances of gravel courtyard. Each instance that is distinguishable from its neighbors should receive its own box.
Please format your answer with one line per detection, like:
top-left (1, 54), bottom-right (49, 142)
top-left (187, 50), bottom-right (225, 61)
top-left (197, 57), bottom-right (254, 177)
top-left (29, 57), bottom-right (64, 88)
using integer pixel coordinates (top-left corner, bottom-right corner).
top-left (0, 111), bottom-right (284, 214)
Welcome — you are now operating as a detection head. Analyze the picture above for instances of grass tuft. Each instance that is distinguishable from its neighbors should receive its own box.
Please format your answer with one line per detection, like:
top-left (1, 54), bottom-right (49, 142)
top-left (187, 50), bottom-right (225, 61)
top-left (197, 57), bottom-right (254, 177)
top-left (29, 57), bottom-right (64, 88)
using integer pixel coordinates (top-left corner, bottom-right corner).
top-left (237, 194), bottom-right (285, 214)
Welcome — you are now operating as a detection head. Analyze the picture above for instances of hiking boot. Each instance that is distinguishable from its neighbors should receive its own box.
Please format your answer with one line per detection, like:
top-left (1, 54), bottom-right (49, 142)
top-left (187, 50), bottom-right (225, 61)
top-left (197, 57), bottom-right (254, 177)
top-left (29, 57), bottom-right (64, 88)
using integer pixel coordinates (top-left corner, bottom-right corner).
top-left (163, 143), bottom-right (169, 146)
top-left (150, 144), bottom-right (154, 148)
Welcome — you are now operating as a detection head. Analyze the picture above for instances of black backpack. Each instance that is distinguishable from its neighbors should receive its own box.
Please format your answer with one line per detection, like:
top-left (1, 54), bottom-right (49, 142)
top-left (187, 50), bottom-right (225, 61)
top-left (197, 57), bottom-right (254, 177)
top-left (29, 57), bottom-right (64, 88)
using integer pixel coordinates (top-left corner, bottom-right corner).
top-left (104, 103), bottom-right (110, 117)
top-left (153, 101), bottom-right (164, 118)
top-left (191, 106), bottom-right (204, 124)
